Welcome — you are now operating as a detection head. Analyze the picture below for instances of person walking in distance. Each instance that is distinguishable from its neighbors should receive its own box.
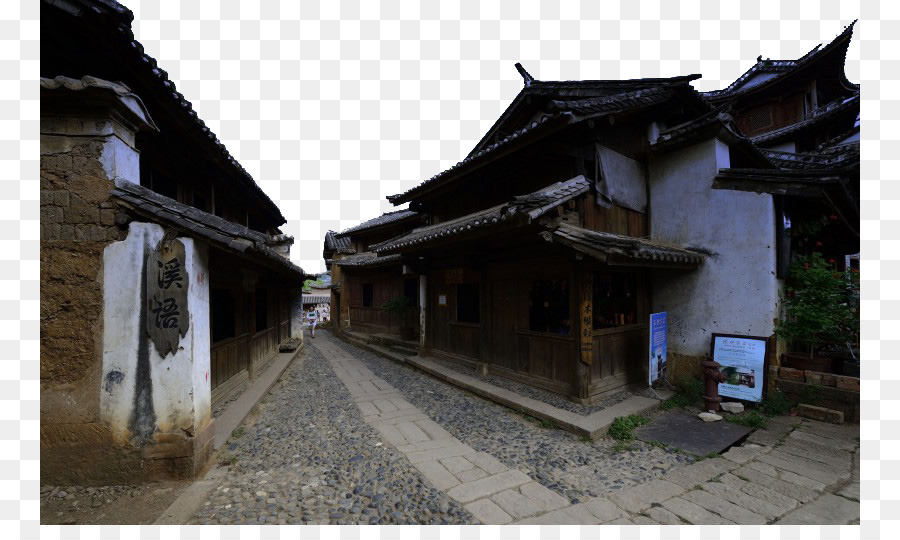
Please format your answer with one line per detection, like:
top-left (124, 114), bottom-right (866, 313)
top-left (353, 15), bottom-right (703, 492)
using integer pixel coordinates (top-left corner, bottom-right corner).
top-left (307, 308), bottom-right (318, 338)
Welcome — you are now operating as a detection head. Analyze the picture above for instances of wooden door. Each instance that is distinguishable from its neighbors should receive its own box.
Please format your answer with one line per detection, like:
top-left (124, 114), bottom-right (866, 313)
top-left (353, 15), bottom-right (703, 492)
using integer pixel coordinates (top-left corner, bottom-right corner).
top-left (490, 272), bottom-right (517, 371)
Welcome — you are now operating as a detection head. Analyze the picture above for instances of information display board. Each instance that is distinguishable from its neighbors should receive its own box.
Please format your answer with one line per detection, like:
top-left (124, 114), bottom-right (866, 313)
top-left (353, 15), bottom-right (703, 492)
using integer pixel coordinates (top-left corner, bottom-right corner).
top-left (710, 333), bottom-right (769, 402)
top-left (649, 312), bottom-right (667, 385)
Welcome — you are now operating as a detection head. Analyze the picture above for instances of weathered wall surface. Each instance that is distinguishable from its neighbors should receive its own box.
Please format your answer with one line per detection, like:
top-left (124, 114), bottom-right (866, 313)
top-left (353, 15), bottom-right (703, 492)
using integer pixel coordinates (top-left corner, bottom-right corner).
top-left (40, 135), bottom-right (134, 484)
top-left (100, 223), bottom-right (213, 478)
top-left (41, 102), bottom-right (212, 484)
top-left (648, 138), bottom-right (779, 377)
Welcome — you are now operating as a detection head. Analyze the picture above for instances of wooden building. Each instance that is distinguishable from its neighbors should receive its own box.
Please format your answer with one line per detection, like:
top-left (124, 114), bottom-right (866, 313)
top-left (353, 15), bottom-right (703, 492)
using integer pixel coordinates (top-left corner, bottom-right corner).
top-left (335, 24), bottom-right (859, 403)
top-left (41, 0), bottom-right (306, 485)
top-left (324, 211), bottom-right (425, 338)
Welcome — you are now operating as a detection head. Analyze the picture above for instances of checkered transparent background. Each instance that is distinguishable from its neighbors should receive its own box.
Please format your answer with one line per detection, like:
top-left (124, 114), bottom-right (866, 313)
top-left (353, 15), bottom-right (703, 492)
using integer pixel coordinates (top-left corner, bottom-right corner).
top-left (12, 0), bottom-right (890, 537)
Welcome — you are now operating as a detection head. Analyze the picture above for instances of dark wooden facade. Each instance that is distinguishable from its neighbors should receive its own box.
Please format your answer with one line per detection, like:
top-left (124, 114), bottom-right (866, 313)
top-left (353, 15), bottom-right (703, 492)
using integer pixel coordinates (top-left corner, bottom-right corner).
top-left (208, 249), bottom-right (295, 397)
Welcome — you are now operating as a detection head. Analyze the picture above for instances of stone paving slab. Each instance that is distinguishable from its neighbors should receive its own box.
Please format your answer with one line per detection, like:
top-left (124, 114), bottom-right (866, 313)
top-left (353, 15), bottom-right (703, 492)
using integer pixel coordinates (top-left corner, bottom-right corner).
top-left (440, 456), bottom-right (474, 475)
top-left (721, 445), bottom-right (767, 464)
top-left (745, 421), bottom-right (795, 446)
top-left (491, 489), bottom-right (544, 519)
top-left (414, 419), bottom-right (454, 441)
top-left (464, 499), bottom-right (512, 525)
top-left (413, 460), bottom-right (461, 491)
top-left (789, 429), bottom-right (857, 452)
top-left (719, 473), bottom-right (802, 511)
top-left (466, 452), bottom-right (507, 475)
top-left (455, 468), bottom-right (488, 483)
top-left (325, 334), bottom-right (861, 526)
top-left (514, 504), bottom-right (602, 525)
top-left (758, 450), bottom-right (850, 485)
top-left (397, 438), bottom-right (463, 454)
top-left (366, 410), bottom-right (430, 425)
top-left (682, 488), bottom-right (766, 524)
top-left (394, 421), bottom-right (429, 443)
top-left (734, 464), bottom-right (819, 502)
top-left (838, 481), bottom-right (860, 501)
top-left (446, 469), bottom-right (531, 503)
top-left (607, 479), bottom-right (685, 513)
top-left (406, 443), bottom-right (476, 464)
top-left (580, 498), bottom-right (628, 522)
top-left (644, 506), bottom-right (682, 524)
top-left (519, 482), bottom-right (569, 513)
top-left (661, 497), bottom-right (736, 525)
top-left (699, 482), bottom-right (785, 521)
top-left (777, 439), bottom-right (853, 468)
top-left (777, 493), bottom-right (860, 525)
top-left (662, 457), bottom-right (736, 488)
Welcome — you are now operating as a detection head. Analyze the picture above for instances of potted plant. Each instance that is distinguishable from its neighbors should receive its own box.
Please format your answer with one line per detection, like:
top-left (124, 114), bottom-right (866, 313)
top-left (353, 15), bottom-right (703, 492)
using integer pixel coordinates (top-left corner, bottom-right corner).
top-left (382, 295), bottom-right (418, 341)
top-left (776, 253), bottom-right (857, 373)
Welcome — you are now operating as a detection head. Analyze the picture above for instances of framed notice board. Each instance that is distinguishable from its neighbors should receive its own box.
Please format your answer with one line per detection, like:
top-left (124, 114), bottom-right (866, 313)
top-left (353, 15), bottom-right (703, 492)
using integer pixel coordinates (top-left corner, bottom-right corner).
top-left (710, 333), bottom-right (770, 403)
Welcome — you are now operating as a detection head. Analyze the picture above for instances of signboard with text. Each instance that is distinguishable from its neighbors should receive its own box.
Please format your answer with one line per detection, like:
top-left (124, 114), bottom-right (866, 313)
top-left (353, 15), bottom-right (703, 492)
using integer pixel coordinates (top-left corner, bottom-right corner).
top-left (711, 333), bottom-right (769, 403)
top-left (649, 312), bottom-right (667, 385)
top-left (146, 239), bottom-right (189, 357)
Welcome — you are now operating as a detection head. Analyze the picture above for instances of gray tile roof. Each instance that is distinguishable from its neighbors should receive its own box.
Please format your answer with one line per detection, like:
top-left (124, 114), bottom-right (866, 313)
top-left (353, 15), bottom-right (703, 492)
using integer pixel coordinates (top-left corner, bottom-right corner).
top-left (111, 181), bottom-right (306, 277)
top-left (543, 224), bottom-right (706, 267)
top-left (324, 230), bottom-right (355, 254)
top-left (335, 209), bottom-right (420, 238)
top-left (47, 0), bottom-right (286, 225)
top-left (334, 252), bottom-right (404, 268)
top-left (386, 82), bottom-right (694, 205)
top-left (302, 295), bottom-right (330, 305)
top-left (547, 86), bottom-right (674, 115)
top-left (651, 110), bottom-right (774, 167)
top-left (466, 73), bottom-right (703, 159)
top-left (761, 142), bottom-right (859, 171)
top-left (702, 21), bottom-right (856, 102)
top-left (373, 175), bottom-right (591, 253)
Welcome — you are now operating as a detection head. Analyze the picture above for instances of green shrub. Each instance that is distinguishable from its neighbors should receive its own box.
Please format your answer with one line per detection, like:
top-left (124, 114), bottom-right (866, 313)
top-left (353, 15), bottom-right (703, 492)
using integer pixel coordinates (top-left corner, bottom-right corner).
top-left (660, 376), bottom-right (703, 410)
top-left (759, 391), bottom-right (792, 417)
top-left (608, 414), bottom-right (651, 441)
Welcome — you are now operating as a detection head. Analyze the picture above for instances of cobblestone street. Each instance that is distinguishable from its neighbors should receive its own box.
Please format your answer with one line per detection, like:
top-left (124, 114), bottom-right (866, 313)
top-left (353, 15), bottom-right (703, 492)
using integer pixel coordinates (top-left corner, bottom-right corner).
top-left (188, 330), bottom-right (860, 525)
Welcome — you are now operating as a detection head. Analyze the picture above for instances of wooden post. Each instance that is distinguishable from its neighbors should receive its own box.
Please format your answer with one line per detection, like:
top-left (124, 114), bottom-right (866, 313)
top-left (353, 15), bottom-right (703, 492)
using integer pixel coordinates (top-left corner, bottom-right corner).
top-left (575, 271), bottom-right (593, 400)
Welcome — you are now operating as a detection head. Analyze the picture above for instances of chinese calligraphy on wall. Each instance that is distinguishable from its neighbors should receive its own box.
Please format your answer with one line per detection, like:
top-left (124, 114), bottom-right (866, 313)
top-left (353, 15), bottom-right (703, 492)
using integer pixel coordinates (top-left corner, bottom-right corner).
top-left (146, 239), bottom-right (189, 356)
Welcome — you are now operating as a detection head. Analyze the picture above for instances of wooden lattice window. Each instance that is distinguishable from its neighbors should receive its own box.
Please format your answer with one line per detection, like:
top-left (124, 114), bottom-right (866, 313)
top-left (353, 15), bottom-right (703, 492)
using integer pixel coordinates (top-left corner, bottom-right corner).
top-left (747, 108), bottom-right (773, 132)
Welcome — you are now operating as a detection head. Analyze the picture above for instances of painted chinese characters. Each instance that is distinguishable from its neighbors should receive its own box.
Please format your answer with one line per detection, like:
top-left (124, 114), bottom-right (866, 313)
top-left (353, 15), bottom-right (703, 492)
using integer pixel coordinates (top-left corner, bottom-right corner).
top-left (146, 239), bottom-right (189, 356)
top-left (580, 272), bottom-right (593, 364)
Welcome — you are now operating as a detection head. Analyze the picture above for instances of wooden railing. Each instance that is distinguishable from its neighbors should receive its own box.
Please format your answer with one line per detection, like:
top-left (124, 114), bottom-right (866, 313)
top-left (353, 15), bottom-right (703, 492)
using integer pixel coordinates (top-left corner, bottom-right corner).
top-left (251, 327), bottom-right (278, 364)
top-left (279, 319), bottom-right (290, 342)
top-left (210, 333), bottom-right (250, 389)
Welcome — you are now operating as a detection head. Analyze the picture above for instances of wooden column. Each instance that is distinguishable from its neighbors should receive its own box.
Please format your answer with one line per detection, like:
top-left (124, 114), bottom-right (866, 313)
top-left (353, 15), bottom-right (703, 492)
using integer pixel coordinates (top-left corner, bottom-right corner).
top-left (575, 271), bottom-right (593, 400)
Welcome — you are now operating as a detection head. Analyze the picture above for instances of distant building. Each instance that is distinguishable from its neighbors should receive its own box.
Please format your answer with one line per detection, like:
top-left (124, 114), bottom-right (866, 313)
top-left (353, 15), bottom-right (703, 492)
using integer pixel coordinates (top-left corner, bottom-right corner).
top-left (327, 24), bottom-right (858, 403)
top-left (40, 0), bottom-right (306, 485)
top-left (303, 274), bottom-right (332, 322)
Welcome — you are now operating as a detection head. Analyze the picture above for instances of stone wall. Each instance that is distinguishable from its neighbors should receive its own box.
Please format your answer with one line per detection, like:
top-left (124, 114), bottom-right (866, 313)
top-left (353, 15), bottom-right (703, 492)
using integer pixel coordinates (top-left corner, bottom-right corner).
top-left (40, 138), bottom-right (132, 484)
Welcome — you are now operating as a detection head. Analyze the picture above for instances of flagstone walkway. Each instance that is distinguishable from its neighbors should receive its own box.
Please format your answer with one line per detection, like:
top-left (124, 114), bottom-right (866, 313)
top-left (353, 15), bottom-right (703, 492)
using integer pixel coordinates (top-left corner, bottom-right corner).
top-left (317, 334), bottom-right (860, 525)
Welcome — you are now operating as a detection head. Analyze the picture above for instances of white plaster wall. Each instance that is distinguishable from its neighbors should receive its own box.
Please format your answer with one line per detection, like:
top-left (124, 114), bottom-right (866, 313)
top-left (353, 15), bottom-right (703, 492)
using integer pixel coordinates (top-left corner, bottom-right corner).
top-left (100, 223), bottom-right (212, 444)
top-left (648, 138), bottom-right (779, 357)
top-left (100, 222), bottom-right (164, 444)
top-left (148, 237), bottom-right (211, 435)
